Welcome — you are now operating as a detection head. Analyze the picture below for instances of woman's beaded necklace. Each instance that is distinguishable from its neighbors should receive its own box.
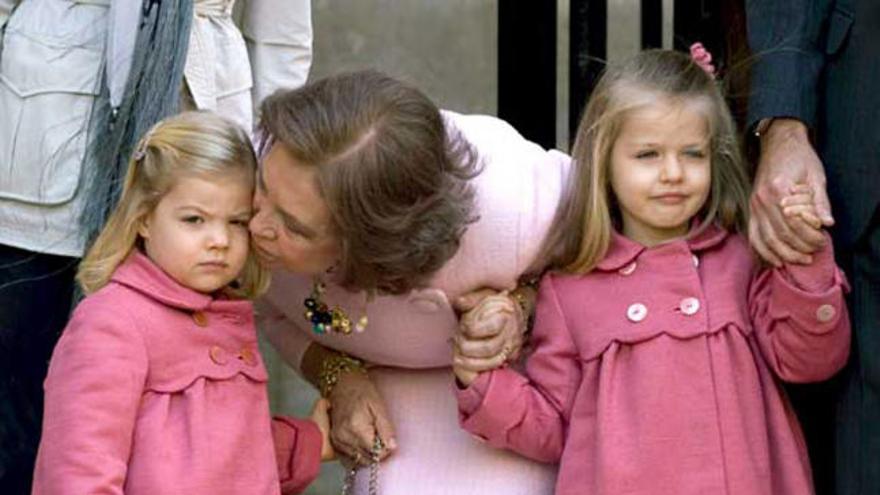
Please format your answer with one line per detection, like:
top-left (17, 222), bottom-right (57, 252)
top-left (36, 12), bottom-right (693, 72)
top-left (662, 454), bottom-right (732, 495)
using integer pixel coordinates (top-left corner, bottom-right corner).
top-left (303, 279), bottom-right (368, 335)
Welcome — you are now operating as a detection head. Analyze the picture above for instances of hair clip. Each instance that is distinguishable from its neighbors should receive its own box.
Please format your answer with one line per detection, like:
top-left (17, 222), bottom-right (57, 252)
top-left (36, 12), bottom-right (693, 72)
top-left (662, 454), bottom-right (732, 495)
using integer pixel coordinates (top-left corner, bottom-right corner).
top-left (132, 126), bottom-right (158, 161)
top-left (689, 42), bottom-right (716, 78)
top-left (132, 143), bottom-right (147, 161)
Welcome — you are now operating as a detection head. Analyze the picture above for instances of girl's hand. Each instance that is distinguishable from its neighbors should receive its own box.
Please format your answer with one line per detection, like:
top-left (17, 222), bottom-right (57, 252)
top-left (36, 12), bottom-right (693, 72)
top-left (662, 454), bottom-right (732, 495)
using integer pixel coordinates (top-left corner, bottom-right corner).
top-left (780, 185), bottom-right (824, 264)
top-left (453, 293), bottom-right (524, 381)
top-left (309, 398), bottom-right (335, 461)
top-left (327, 371), bottom-right (397, 465)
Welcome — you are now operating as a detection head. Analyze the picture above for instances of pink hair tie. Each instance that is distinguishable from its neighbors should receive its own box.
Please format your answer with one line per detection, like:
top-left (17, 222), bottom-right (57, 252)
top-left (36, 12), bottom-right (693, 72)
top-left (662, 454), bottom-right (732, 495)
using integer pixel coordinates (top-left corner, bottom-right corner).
top-left (689, 42), bottom-right (716, 78)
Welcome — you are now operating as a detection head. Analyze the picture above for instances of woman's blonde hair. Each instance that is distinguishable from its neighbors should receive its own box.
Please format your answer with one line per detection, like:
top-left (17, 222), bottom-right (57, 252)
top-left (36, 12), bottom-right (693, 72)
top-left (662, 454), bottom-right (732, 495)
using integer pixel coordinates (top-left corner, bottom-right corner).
top-left (77, 111), bottom-right (269, 298)
top-left (538, 49), bottom-right (750, 275)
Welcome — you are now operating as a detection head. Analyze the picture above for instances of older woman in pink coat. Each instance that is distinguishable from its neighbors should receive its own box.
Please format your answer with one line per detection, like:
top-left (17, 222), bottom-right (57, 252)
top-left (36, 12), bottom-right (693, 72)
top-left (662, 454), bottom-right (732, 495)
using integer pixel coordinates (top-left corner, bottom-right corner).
top-left (250, 70), bottom-right (570, 494)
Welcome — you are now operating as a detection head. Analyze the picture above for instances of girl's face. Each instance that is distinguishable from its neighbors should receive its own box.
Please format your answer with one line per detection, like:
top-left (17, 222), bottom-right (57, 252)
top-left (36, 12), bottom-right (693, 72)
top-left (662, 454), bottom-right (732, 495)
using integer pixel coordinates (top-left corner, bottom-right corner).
top-left (610, 97), bottom-right (712, 246)
top-left (249, 142), bottom-right (341, 275)
top-left (139, 172), bottom-right (253, 293)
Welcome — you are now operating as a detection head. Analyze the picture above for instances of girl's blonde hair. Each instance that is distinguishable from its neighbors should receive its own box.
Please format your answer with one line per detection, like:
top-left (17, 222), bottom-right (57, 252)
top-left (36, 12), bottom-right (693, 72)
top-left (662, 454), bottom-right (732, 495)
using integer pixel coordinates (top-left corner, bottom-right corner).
top-left (539, 49), bottom-right (750, 275)
top-left (77, 111), bottom-right (269, 298)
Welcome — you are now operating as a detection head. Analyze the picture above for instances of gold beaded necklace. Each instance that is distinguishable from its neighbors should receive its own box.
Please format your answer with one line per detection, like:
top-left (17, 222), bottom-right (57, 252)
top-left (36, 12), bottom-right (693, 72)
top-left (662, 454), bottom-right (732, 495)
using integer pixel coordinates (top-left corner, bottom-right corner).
top-left (303, 279), bottom-right (368, 335)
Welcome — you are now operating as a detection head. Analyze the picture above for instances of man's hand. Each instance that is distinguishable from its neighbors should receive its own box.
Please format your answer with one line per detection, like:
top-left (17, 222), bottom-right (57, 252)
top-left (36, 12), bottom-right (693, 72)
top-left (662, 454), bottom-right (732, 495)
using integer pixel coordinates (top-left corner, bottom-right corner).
top-left (749, 119), bottom-right (833, 266)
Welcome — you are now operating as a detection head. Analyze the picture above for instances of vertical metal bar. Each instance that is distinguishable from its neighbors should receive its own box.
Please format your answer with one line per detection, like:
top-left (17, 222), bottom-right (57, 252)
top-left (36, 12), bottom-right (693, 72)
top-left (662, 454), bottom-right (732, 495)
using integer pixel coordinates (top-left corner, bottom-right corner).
top-left (498, 0), bottom-right (557, 149)
top-left (557, 0), bottom-right (571, 150)
top-left (662, 0), bottom-right (674, 48)
top-left (569, 0), bottom-right (606, 143)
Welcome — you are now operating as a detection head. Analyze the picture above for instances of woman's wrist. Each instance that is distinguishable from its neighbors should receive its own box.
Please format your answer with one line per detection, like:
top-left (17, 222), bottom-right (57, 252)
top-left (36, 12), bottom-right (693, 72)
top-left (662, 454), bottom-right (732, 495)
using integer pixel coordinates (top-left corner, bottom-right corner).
top-left (318, 353), bottom-right (368, 398)
top-left (300, 342), bottom-right (329, 390)
top-left (301, 342), bottom-right (367, 394)
top-left (509, 278), bottom-right (539, 336)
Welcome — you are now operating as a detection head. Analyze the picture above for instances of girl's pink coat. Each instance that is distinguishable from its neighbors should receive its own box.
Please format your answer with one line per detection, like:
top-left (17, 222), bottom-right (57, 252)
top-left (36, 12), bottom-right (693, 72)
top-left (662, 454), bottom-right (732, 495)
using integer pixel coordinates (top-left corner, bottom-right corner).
top-left (458, 227), bottom-right (850, 495)
top-left (32, 252), bottom-right (321, 494)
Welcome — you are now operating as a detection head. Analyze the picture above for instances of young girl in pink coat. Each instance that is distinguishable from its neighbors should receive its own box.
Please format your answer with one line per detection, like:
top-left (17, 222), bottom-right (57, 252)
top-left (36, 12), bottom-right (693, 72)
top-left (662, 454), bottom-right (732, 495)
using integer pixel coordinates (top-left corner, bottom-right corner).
top-left (32, 111), bottom-right (332, 495)
top-left (453, 49), bottom-right (851, 495)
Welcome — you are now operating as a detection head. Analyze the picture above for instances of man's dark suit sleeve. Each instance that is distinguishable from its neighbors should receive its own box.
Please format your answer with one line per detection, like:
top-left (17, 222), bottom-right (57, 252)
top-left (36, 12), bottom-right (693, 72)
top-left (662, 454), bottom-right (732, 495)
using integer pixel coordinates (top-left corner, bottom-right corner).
top-left (746, 0), bottom-right (836, 129)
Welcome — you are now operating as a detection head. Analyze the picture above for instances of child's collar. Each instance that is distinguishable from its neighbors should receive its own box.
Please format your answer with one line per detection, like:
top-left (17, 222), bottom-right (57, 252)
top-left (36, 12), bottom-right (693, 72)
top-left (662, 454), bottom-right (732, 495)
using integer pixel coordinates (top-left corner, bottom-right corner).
top-left (110, 250), bottom-right (247, 313)
top-left (596, 223), bottom-right (730, 272)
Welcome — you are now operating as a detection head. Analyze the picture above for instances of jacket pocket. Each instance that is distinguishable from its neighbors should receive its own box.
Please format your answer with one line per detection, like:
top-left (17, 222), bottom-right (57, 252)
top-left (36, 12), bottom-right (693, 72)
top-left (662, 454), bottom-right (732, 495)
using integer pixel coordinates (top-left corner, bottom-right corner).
top-left (825, 6), bottom-right (854, 55)
top-left (0, 30), bottom-right (102, 205)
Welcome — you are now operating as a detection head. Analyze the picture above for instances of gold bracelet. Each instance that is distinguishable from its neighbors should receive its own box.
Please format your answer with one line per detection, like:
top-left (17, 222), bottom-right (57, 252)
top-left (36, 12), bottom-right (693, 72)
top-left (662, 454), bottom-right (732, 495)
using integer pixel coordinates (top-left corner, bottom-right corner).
top-left (510, 276), bottom-right (541, 333)
top-left (318, 353), bottom-right (367, 398)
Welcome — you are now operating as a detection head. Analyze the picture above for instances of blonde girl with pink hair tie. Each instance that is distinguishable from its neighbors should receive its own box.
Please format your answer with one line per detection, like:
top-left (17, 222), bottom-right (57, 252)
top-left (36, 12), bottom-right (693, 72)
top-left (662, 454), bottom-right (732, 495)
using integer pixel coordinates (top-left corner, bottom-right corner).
top-left (453, 48), bottom-right (851, 495)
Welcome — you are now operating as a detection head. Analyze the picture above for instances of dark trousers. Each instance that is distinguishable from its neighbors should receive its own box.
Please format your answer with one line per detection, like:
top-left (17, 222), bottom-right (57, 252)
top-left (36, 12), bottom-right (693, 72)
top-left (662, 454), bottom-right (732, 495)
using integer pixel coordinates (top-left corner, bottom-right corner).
top-left (787, 367), bottom-right (842, 494)
top-left (790, 209), bottom-right (880, 495)
top-left (835, 212), bottom-right (880, 495)
top-left (0, 244), bottom-right (77, 494)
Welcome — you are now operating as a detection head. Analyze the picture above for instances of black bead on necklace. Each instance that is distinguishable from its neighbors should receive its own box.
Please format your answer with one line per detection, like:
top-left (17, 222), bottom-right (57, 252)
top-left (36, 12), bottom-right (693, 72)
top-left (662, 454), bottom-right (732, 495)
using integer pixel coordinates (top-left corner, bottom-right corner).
top-left (303, 279), bottom-right (368, 335)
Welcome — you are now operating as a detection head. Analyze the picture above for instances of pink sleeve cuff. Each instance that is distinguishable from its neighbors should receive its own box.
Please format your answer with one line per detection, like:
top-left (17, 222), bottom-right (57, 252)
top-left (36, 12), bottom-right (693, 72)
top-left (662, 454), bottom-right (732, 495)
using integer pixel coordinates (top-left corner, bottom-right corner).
top-left (455, 372), bottom-right (493, 416)
top-left (770, 243), bottom-right (848, 335)
top-left (457, 369), bottom-right (529, 448)
top-left (780, 236), bottom-right (845, 292)
top-left (272, 416), bottom-right (322, 495)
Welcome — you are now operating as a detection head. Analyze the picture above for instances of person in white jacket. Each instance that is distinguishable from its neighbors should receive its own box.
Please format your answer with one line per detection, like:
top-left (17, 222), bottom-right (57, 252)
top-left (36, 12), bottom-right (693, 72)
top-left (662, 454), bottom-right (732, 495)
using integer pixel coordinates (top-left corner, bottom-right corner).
top-left (0, 2), bottom-right (311, 492)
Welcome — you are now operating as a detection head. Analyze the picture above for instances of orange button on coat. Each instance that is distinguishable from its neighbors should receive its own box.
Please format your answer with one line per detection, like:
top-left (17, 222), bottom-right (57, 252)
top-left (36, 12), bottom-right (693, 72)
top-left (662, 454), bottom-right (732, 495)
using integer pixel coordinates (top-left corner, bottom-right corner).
top-left (209, 346), bottom-right (228, 365)
top-left (192, 311), bottom-right (209, 327)
top-left (239, 348), bottom-right (258, 367)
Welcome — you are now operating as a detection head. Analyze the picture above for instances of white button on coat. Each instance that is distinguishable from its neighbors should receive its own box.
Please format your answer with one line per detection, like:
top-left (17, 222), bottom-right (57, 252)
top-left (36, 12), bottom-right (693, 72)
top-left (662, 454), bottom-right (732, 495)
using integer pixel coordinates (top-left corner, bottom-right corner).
top-left (627, 303), bottom-right (648, 322)
top-left (619, 262), bottom-right (637, 276)
top-left (816, 304), bottom-right (837, 323)
top-left (692, 255), bottom-right (700, 267)
top-left (680, 297), bottom-right (701, 316)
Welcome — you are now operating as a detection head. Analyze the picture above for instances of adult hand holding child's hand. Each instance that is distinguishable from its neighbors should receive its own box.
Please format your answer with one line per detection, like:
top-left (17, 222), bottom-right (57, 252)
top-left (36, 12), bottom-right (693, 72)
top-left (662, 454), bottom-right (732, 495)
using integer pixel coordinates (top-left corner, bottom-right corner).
top-left (452, 290), bottom-right (525, 386)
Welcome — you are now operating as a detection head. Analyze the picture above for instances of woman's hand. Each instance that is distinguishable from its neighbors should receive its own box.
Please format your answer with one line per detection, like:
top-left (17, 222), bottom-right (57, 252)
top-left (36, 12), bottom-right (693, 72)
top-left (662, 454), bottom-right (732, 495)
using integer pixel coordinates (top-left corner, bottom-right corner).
top-left (327, 370), bottom-right (397, 465)
top-left (452, 289), bottom-right (530, 386)
top-left (300, 343), bottom-right (397, 465)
